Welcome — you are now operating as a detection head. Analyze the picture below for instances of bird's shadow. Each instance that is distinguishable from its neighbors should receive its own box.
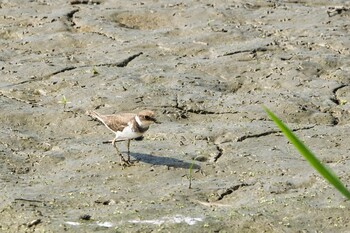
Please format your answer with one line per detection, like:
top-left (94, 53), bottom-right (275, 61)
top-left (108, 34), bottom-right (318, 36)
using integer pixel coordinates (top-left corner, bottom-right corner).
top-left (126, 152), bottom-right (201, 170)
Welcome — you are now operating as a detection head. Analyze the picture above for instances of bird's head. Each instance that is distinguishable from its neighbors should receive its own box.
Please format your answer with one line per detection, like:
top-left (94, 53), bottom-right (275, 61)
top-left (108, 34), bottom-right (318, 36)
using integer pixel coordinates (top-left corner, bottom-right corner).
top-left (138, 110), bottom-right (159, 126)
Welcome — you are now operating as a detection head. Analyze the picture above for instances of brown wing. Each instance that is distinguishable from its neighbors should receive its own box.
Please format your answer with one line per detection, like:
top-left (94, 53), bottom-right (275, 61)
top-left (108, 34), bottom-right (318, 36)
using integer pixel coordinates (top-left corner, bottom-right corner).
top-left (99, 113), bottom-right (136, 132)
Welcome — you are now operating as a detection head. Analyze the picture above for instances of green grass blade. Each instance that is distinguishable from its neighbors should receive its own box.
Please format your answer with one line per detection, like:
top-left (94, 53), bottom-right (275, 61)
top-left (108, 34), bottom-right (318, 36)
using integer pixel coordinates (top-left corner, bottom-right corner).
top-left (264, 106), bottom-right (350, 200)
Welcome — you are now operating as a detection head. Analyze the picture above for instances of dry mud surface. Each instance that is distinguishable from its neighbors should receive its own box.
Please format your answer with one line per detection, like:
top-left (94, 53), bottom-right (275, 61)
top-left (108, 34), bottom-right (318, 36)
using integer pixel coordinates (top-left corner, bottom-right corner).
top-left (1, 0), bottom-right (350, 232)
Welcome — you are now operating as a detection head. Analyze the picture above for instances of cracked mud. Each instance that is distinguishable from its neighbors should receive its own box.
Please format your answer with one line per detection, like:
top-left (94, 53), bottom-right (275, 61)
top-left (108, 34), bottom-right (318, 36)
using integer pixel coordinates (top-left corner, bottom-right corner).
top-left (1, 0), bottom-right (350, 232)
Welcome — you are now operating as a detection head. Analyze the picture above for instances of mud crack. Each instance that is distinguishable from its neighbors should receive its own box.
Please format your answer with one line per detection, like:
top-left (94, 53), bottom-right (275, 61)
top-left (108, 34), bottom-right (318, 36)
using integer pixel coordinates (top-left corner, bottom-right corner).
top-left (177, 107), bottom-right (237, 115)
top-left (174, 95), bottom-right (238, 115)
top-left (215, 183), bottom-right (250, 201)
top-left (330, 84), bottom-right (347, 105)
top-left (96, 52), bottom-right (143, 67)
top-left (10, 66), bottom-right (77, 87)
top-left (0, 91), bottom-right (42, 106)
top-left (237, 125), bottom-right (315, 142)
top-left (213, 144), bottom-right (223, 162)
top-left (64, 9), bottom-right (79, 29)
top-left (5, 53), bottom-right (143, 87)
top-left (329, 84), bottom-right (348, 125)
top-left (70, 0), bottom-right (101, 5)
top-left (91, 31), bottom-right (124, 42)
top-left (220, 47), bottom-right (268, 57)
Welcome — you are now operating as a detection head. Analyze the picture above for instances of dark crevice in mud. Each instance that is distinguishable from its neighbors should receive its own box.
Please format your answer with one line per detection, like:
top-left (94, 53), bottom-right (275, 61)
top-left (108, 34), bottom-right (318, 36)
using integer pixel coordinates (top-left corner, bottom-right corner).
top-left (50, 66), bottom-right (77, 76)
top-left (64, 9), bottom-right (79, 29)
top-left (70, 0), bottom-right (101, 5)
top-left (174, 95), bottom-right (238, 115)
top-left (216, 183), bottom-right (250, 201)
top-left (329, 84), bottom-right (348, 126)
top-left (330, 84), bottom-right (347, 105)
top-left (213, 144), bottom-right (223, 162)
top-left (314, 105), bottom-right (339, 126)
top-left (66, 9), bottom-right (79, 21)
top-left (116, 52), bottom-right (143, 67)
top-left (331, 117), bottom-right (339, 126)
top-left (237, 125), bottom-right (315, 142)
top-left (328, 113), bottom-right (339, 126)
top-left (95, 199), bottom-right (114, 205)
top-left (9, 66), bottom-right (77, 87)
top-left (220, 47), bottom-right (268, 57)
top-left (237, 130), bottom-right (280, 142)
top-left (0, 92), bottom-right (42, 106)
top-left (96, 52), bottom-right (143, 67)
top-left (180, 108), bottom-right (238, 115)
top-left (6, 53), bottom-right (143, 87)
top-left (14, 198), bottom-right (45, 203)
top-left (92, 31), bottom-right (120, 42)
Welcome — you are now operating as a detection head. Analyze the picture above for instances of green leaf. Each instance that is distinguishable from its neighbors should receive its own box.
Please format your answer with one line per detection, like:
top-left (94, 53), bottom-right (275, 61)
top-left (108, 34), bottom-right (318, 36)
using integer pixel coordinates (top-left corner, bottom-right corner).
top-left (264, 106), bottom-right (350, 200)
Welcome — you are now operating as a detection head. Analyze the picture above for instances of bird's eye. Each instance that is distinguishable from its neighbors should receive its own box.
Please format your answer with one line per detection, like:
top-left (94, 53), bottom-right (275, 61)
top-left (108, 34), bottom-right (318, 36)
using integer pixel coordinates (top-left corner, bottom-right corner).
top-left (145, 116), bottom-right (151, 120)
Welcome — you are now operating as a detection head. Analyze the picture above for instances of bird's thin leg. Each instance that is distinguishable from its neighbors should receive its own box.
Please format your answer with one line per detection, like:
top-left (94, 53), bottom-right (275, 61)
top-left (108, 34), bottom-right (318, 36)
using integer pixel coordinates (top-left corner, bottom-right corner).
top-left (112, 138), bottom-right (129, 166)
top-left (126, 140), bottom-right (131, 162)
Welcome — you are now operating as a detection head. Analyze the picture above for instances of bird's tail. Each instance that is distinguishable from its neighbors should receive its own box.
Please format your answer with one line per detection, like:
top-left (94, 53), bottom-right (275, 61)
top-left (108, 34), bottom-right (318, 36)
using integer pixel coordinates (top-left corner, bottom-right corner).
top-left (86, 110), bottom-right (104, 123)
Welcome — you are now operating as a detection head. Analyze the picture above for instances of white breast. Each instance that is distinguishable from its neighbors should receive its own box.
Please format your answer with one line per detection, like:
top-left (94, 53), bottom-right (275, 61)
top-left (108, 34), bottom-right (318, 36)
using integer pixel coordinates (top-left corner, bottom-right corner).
top-left (114, 124), bottom-right (143, 141)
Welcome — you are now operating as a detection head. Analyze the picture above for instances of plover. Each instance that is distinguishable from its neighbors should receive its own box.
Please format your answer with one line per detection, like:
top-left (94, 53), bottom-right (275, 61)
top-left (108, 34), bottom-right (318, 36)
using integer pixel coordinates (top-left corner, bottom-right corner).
top-left (87, 110), bottom-right (158, 165)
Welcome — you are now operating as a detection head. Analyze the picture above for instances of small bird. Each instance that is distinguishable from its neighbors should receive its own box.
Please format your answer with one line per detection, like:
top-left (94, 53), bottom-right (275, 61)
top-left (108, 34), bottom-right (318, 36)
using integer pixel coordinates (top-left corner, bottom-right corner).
top-left (87, 110), bottom-right (158, 166)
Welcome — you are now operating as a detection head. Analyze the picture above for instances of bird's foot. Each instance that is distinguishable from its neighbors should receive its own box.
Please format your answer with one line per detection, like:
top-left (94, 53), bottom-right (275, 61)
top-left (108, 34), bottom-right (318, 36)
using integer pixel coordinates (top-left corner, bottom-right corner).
top-left (119, 154), bottom-right (134, 167)
top-left (113, 142), bottom-right (135, 167)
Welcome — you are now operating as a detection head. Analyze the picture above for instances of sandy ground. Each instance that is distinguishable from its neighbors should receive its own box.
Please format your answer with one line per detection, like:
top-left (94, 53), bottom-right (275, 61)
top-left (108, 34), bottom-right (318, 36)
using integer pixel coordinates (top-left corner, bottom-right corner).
top-left (1, 0), bottom-right (350, 232)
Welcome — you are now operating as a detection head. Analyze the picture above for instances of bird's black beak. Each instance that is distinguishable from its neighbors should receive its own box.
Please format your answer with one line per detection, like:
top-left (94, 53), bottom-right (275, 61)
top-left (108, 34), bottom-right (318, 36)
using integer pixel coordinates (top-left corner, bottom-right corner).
top-left (153, 118), bottom-right (161, 124)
